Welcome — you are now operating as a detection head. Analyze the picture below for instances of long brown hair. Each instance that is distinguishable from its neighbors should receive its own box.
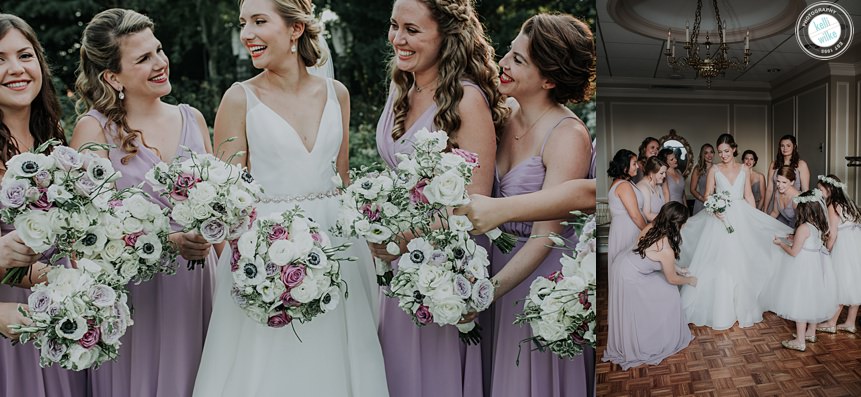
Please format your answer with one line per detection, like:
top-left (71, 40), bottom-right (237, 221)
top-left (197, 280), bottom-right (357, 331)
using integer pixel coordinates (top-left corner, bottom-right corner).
top-left (794, 190), bottom-right (830, 246)
top-left (634, 201), bottom-right (688, 259)
top-left (818, 174), bottom-right (861, 223)
top-left (773, 134), bottom-right (800, 170)
top-left (388, 0), bottom-right (508, 143)
top-left (0, 14), bottom-right (64, 165)
top-left (75, 8), bottom-right (155, 164)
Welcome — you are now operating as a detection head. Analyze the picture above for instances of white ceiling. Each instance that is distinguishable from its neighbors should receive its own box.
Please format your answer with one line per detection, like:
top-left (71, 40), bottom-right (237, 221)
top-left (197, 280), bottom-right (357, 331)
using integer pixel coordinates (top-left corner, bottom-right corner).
top-left (597, 0), bottom-right (861, 88)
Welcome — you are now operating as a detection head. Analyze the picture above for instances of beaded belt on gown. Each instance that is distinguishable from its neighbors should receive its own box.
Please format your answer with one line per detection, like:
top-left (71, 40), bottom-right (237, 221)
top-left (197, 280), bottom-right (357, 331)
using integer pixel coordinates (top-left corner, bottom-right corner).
top-left (259, 188), bottom-right (340, 203)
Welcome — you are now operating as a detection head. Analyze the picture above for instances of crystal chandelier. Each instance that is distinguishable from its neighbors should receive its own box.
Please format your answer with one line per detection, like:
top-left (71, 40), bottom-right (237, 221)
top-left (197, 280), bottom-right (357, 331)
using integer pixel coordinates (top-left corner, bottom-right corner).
top-left (664, 0), bottom-right (751, 87)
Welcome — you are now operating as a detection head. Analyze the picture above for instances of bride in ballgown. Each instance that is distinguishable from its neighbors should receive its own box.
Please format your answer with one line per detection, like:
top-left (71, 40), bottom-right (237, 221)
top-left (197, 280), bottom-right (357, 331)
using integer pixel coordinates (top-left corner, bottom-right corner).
top-left (193, 0), bottom-right (388, 395)
top-left (679, 134), bottom-right (792, 330)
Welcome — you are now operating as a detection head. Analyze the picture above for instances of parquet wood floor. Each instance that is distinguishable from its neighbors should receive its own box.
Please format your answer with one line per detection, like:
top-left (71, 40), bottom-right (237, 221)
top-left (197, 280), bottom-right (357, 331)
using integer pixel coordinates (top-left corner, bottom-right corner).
top-left (595, 253), bottom-right (861, 397)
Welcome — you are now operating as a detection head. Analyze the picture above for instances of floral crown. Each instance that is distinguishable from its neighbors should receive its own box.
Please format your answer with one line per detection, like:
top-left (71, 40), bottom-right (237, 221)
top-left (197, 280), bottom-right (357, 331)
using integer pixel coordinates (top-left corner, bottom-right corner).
top-left (793, 188), bottom-right (824, 205)
top-left (818, 175), bottom-right (847, 190)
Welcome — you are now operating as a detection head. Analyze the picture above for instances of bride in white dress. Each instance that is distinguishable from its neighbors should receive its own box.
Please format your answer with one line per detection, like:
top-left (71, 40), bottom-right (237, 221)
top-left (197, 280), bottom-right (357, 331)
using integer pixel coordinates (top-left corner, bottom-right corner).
top-left (193, 0), bottom-right (388, 395)
top-left (679, 134), bottom-right (792, 330)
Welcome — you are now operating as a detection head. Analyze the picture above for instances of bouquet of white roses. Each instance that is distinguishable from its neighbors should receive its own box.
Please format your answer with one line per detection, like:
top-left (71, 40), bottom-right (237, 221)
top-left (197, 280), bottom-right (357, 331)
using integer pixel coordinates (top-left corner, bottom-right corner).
top-left (392, 128), bottom-right (515, 253)
top-left (10, 262), bottom-right (133, 370)
top-left (145, 148), bottom-right (262, 268)
top-left (332, 167), bottom-right (413, 286)
top-left (85, 188), bottom-right (177, 285)
top-left (231, 206), bottom-right (352, 329)
top-left (0, 141), bottom-right (121, 284)
top-left (386, 227), bottom-right (494, 345)
top-left (514, 214), bottom-right (597, 359)
top-left (704, 190), bottom-right (734, 233)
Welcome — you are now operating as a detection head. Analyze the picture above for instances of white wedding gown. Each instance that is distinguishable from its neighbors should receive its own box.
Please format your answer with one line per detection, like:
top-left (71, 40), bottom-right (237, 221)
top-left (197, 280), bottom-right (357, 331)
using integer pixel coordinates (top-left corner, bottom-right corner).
top-left (679, 167), bottom-right (792, 330)
top-left (193, 79), bottom-right (389, 396)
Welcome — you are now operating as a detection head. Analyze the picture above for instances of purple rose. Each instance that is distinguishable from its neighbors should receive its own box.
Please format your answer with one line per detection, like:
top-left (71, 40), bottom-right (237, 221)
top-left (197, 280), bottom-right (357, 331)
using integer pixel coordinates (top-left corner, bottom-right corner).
top-left (0, 179), bottom-right (29, 208)
top-left (410, 179), bottom-right (429, 205)
top-left (33, 170), bottom-right (52, 188)
top-left (280, 265), bottom-right (305, 288)
top-left (454, 275), bottom-right (472, 299)
top-left (451, 148), bottom-right (479, 165)
top-left (79, 324), bottom-right (101, 348)
top-left (170, 173), bottom-right (198, 201)
top-left (52, 146), bottom-right (83, 171)
top-left (360, 203), bottom-right (381, 222)
top-left (123, 231), bottom-right (144, 247)
top-left (429, 250), bottom-right (447, 266)
top-left (415, 304), bottom-right (433, 326)
top-left (199, 218), bottom-right (227, 243)
top-left (280, 290), bottom-right (301, 307)
top-left (30, 188), bottom-right (52, 210)
top-left (88, 285), bottom-right (117, 308)
top-left (471, 278), bottom-right (494, 311)
top-left (41, 338), bottom-right (67, 363)
top-left (27, 290), bottom-right (52, 313)
top-left (267, 224), bottom-right (288, 242)
top-left (74, 174), bottom-right (97, 196)
top-left (267, 311), bottom-right (292, 328)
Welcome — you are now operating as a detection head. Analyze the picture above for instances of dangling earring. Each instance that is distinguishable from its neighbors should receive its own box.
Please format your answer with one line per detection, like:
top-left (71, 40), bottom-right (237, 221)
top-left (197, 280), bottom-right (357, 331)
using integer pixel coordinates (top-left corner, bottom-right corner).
top-left (118, 89), bottom-right (125, 100)
top-left (291, 41), bottom-right (297, 54)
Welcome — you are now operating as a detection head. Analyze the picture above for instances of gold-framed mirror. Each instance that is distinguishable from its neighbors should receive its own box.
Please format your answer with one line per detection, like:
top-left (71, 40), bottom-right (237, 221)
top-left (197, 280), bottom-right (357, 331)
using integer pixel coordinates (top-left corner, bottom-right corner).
top-left (659, 129), bottom-right (693, 178)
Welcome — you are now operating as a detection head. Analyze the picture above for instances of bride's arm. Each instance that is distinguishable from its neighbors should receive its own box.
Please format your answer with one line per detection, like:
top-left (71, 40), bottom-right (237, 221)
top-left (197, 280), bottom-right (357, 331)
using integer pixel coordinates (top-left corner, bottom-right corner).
top-left (334, 80), bottom-right (351, 186)
top-left (212, 85), bottom-right (249, 168)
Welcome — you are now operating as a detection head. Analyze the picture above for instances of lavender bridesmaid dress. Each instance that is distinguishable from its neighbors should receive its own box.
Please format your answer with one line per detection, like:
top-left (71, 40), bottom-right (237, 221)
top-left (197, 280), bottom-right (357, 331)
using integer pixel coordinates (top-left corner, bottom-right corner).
top-left (85, 105), bottom-right (216, 397)
top-left (692, 172), bottom-right (707, 215)
top-left (376, 85), bottom-right (483, 397)
top-left (489, 118), bottom-right (591, 397)
top-left (645, 184), bottom-right (665, 218)
top-left (607, 180), bottom-right (644, 266)
top-left (602, 249), bottom-right (692, 370)
top-left (666, 172), bottom-right (686, 205)
top-left (0, 223), bottom-right (89, 397)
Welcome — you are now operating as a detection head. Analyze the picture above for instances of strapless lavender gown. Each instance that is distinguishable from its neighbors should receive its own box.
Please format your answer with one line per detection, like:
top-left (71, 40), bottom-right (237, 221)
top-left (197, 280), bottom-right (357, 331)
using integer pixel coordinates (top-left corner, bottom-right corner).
top-left (376, 85), bottom-right (483, 397)
top-left (0, 226), bottom-right (89, 397)
top-left (489, 118), bottom-right (591, 397)
top-left (84, 106), bottom-right (216, 397)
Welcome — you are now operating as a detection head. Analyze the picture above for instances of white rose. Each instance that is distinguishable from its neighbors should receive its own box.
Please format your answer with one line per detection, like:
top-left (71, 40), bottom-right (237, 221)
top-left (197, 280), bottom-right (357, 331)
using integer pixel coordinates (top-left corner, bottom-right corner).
top-left (171, 203), bottom-right (195, 227)
top-left (354, 219), bottom-right (371, 236)
top-left (119, 261), bottom-right (139, 282)
top-left (101, 215), bottom-right (124, 240)
top-left (122, 216), bottom-right (144, 234)
top-left (188, 181), bottom-right (217, 204)
top-left (123, 195), bottom-right (153, 220)
top-left (416, 265), bottom-right (450, 296)
top-left (268, 239), bottom-right (298, 266)
top-left (532, 318), bottom-right (567, 342)
top-left (206, 164), bottom-right (232, 184)
top-left (439, 152), bottom-right (466, 171)
top-left (14, 210), bottom-right (54, 252)
top-left (423, 170), bottom-right (468, 206)
top-left (428, 295), bottom-right (466, 325)
top-left (237, 230), bottom-right (258, 258)
top-left (67, 344), bottom-right (101, 370)
top-left (413, 128), bottom-right (448, 152)
top-left (381, 202), bottom-right (401, 218)
top-left (101, 239), bottom-right (127, 262)
top-left (289, 280), bottom-right (320, 303)
top-left (229, 189), bottom-right (254, 210)
top-left (190, 201), bottom-right (214, 220)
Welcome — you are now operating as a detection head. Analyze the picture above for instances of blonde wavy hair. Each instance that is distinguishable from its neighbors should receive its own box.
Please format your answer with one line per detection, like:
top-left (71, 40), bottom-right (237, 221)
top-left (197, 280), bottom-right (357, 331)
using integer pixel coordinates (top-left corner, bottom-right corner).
top-left (388, 0), bottom-right (508, 143)
top-left (240, 0), bottom-right (327, 68)
top-left (75, 8), bottom-right (155, 164)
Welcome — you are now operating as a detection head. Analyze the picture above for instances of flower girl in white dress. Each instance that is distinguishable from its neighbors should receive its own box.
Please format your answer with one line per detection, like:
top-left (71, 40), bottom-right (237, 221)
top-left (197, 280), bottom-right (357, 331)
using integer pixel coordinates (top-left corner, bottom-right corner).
top-left (761, 189), bottom-right (837, 351)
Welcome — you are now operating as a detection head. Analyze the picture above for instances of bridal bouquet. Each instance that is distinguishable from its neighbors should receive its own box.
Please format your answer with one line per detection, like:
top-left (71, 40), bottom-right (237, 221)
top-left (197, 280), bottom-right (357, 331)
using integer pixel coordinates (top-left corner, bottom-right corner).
top-left (231, 207), bottom-right (351, 329)
top-left (514, 214), bottom-right (597, 359)
top-left (86, 189), bottom-right (177, 285)
top-left (10, 263), bottom-right (133, 370)
top-left (386, 227), bottom-right (494, 345)
top-left (704, 191), bottom-right (734, 233)
top-left (145, 148), bottom-right (263, 268)
top-left (332, 167), bottom-right (413, 285)
top-left (0, 141), bottom-right (121, 284)
top-left (393, 128), bottom-right (515, 253)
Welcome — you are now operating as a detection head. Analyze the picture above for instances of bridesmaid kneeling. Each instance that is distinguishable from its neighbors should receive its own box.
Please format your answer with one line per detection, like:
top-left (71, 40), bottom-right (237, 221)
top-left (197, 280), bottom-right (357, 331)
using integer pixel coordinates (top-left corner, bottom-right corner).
top-left (603, 202), bottom-right (697, 370)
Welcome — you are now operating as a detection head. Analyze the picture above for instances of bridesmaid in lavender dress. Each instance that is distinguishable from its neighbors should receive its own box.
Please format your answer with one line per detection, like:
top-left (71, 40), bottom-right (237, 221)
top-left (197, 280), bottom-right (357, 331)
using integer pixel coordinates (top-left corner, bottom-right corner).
top-left (0, 14), bottom-right (88, 397)
top-left (607, 149), bottom-right (647, 266)
top-left (768, 166), bottom-right (800, 228)
top-left (632, 137), bottom-right (659, 184)
top-left (71, 9), bottom-right (216, 396)
top-left (742, 150), bottom-right (766, 210)
top-left (487, 14), bottom-right (594, 397)
top-left (764, 135), bottom-right (808, 214)
top-left (603, 202), bottom-right (696, 370)
top-left (659, 148), bottom-right (687, 208)
top-left (370, 0), bottom-right (507, 396)
top-left (636, 156), bottom-right (667, 223)
top-left (690, 144), bottom-right (714, 215)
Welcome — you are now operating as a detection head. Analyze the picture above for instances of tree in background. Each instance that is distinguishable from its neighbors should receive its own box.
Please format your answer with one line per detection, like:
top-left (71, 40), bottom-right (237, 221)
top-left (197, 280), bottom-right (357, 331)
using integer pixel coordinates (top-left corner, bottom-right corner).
top-left (0, 0), bottom-right (595, 167)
